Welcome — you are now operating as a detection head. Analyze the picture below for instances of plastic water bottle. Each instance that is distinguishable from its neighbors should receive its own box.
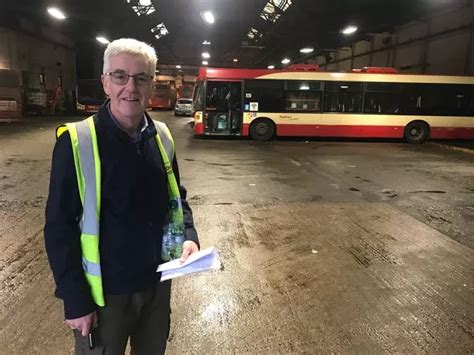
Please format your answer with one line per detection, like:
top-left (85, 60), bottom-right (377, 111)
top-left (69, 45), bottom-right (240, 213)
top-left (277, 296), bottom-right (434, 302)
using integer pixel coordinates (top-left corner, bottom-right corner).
top-left (161, 224), bottom-right (174, 261)
top-left (161, 221), bottom-right (184, 261)
top-left (173, 234), bottom-right (184, 260)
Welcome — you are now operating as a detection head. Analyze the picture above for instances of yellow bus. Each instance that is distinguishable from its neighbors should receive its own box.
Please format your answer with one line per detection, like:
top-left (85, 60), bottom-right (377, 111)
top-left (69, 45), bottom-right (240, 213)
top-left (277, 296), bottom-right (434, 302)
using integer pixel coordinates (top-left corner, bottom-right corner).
top-left (192, 66), bottom-right (474, 143)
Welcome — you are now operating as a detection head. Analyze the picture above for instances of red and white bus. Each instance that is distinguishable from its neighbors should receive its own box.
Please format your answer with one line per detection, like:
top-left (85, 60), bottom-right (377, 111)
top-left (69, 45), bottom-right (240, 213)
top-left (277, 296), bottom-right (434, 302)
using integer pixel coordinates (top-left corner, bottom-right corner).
top-left (177, 83), bottom-right (194, 99)
top-left (76, 79), bottom-right (105, 114)
top-left (192, 66), bottom-right (474, 143)
top-left (149, 82), bottom-right (177, 110)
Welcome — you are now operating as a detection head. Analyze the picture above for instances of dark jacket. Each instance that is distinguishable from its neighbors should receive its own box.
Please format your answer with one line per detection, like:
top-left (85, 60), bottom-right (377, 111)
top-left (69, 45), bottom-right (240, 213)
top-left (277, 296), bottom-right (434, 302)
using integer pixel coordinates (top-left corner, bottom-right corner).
top-left (44, 104), bottom-right (199, 319)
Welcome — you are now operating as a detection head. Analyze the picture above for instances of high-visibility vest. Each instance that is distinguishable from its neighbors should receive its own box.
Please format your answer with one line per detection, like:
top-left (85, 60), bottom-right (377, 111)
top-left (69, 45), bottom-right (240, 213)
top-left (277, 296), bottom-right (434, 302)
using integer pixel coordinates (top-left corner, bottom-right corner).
top-left (56, 115), bottom-right (184, 307)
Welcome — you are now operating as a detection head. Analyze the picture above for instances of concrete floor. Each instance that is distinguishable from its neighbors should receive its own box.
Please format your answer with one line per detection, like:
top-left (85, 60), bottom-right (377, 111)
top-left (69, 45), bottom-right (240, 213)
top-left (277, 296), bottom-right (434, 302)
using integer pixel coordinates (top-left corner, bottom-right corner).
top-left (0, 112), bottom-right (473, 354)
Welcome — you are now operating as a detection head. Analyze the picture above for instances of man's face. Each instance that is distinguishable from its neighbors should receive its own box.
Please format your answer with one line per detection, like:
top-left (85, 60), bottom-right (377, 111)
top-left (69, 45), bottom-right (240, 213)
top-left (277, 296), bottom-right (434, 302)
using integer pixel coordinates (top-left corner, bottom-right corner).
top-left (102, 53), bottom-right (153, 122)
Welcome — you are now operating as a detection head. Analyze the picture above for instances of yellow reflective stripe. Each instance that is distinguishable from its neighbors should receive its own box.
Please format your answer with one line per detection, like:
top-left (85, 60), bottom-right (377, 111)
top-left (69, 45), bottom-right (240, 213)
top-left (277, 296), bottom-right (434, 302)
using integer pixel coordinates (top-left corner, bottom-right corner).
top-left (87, 116), bottom-right (101, 216)
top-left (84, 273), bottom-right (105, 307)
top-left (154, 134), bottom-right (180, 198)
top-left (160, 123), bottom-right (175, 158)
top-left (56, 125), bottom-right (68, 138)
top-left (80, 233), bottom-right (100, 263)
top-left (66, 123), bottom-right (86, 206)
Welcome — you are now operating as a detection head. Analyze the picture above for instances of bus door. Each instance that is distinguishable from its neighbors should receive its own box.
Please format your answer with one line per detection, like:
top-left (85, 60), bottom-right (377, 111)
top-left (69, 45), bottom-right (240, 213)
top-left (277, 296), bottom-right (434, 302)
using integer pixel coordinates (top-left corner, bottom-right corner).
top-left (205, 81), bottom-right (242, 135)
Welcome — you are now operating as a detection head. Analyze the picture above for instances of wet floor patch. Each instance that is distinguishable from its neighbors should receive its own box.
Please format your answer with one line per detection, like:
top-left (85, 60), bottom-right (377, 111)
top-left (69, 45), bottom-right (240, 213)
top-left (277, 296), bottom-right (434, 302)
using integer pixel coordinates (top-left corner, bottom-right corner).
top-left (168, 203), bottom-right (473, 353)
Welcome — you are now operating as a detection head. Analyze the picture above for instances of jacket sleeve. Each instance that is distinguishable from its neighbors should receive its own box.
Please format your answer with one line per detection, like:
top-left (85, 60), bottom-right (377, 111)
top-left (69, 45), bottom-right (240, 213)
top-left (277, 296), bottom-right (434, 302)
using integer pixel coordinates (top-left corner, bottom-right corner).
top-left (44, 131), bottom-right (96, 319)
top-left (172, 154), bottom-right (200, 248)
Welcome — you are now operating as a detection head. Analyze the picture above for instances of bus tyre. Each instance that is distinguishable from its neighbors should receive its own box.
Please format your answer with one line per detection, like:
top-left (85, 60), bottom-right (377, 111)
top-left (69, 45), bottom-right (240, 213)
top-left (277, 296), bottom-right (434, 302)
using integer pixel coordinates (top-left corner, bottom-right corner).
top-left (404, 121), bottom-right (429, 144)
top-left (250, 119), bottom-right (275, 141)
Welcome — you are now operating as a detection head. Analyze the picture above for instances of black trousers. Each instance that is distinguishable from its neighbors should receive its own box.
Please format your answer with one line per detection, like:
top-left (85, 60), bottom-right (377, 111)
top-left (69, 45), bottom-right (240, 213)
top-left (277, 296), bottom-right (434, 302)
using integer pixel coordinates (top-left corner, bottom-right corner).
top-left (74, 280), bottom-right (171, 355)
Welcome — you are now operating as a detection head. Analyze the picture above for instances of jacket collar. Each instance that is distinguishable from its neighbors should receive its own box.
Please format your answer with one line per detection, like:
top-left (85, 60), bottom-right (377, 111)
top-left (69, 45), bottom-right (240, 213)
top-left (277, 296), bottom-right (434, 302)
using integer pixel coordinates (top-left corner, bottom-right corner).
top-left (97, 100), bottom-right (157, 142)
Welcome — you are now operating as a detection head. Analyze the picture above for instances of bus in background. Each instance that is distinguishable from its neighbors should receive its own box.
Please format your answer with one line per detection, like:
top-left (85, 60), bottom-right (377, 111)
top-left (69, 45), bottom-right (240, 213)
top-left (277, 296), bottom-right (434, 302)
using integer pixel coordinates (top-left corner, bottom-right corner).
top-left (192, 66), bottom-right (474, 143)
top-left (177, 83), bottom-right (194, 99)
top-left (76, 79), bottom-right (106, 114)
top-left (149, 82), bottom-right (177, 109)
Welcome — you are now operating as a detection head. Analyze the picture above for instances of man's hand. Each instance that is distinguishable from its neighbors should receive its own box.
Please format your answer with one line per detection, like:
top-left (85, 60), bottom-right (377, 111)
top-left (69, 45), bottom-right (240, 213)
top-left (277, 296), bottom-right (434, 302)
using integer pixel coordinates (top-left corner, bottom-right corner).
top-left (180, 240), bottom-right (199, 263)
top-left (65, 311), bottom-right (97, 337)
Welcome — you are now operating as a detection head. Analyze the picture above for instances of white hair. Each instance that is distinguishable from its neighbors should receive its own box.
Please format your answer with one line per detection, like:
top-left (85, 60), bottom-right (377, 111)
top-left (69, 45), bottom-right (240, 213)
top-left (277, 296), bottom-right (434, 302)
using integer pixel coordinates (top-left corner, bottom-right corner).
top-left (103, 38), bottom-right (157, 75)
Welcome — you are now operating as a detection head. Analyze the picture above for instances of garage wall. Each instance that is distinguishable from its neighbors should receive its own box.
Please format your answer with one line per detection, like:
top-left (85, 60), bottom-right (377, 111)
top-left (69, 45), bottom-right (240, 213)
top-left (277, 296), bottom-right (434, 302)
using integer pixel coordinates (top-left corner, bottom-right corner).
top-left (0, 26), bottom-right (76, 91)
top-left (318, 0), bottom-right (474, 75)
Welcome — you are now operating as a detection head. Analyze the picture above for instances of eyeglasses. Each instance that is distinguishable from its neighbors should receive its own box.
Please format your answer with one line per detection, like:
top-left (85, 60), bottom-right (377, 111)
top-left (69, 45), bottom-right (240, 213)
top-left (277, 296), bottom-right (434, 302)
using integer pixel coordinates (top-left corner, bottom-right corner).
top-left (105, 72), bottom-right (153, 86)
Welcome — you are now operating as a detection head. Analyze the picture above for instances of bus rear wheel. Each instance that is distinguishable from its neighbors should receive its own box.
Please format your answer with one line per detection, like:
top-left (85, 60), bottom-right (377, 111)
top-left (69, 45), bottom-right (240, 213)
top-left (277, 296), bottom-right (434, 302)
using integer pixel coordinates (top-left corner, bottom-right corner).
top-left (249, 119), bottom-right (275, 141)
top-left (404, 121), bottom-right (429, 144)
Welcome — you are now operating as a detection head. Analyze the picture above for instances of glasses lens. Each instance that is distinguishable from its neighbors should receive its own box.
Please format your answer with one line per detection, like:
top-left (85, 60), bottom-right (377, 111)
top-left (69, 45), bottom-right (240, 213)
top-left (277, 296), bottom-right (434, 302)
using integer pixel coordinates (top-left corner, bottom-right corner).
top-left (111, 72), bottom-right (128, 85)
top-left (134, 75), bottom-right (150, 86)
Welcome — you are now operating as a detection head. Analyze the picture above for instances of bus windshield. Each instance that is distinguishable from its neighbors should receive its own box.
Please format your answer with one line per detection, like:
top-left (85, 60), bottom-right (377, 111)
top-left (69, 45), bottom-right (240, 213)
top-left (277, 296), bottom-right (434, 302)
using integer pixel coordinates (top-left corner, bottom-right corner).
top-left (77, 79), bottom-right (105, 105)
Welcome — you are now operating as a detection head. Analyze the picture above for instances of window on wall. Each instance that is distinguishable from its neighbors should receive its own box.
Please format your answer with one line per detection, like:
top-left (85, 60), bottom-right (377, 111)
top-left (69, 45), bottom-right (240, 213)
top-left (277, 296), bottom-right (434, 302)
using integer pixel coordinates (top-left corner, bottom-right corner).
top-left (324, 82), bottom-right (362, 113)
top-left (285, 81), bottom-right (322, 112)
top-left (244, 80), bottom-right (284, 112)
top-left (364, 83), bottom-right (403, 114)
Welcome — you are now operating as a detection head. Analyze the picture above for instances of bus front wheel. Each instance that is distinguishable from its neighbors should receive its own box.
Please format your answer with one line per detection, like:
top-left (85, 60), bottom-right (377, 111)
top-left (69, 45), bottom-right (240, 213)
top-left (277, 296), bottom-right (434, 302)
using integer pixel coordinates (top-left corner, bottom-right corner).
top-left (249, 119), bottom-right (275, 141)
top-left (404, 121), bottom-right (430, 144)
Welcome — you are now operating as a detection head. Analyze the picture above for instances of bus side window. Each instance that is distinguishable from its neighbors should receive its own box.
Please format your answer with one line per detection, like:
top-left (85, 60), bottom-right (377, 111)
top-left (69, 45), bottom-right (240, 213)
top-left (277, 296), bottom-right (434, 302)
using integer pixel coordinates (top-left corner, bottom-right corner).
top-left (244, 80), bottom-right (284, 112)
top-left (324, 82), bottom-right (362, 113)
top-left (285, 81), bottom-right (322, 112)
top-left (363, 83), bottom-right (402, 114)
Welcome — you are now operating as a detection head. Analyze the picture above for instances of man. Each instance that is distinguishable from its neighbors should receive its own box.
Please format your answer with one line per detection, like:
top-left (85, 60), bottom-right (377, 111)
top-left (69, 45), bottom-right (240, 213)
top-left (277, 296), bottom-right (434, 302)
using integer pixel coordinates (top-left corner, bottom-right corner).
top-left (44, 38), bottom-right (199, 354)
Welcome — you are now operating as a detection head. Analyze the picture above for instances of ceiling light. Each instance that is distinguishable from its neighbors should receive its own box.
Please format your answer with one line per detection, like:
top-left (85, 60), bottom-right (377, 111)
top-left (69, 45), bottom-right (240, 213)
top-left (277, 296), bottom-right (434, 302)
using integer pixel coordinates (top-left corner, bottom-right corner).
top-left (47, 7), bottom-right (67, 20)
top-left (341, 26), bottom-right (358, 35)
top-left (202, 61), bottom-right (208, 65)
top-left (176, 65), bottom-right (181, 69)
top-left (202, 52), bottom-right (210, 59)
top-left (151, 23), bottom-right (169, 39)
top-left (247, 27), bottom-right (263, 40)
top-left (202, 40), bottom-right (211, 45)
top-left (233, 58), bottom-right (239, 62)
top-left (267, 65), bottom-right (275, 69)
top-left (300, 47), bottom-right (314, 54)
top-left (340, 85), bottom-right (349, 89)
top-left (201, 11), bottom-right (215, 24)
top-left (281, 58), bottom-right (291, 65)
top-left (260, 0), bottom-right (293, 23)
top-left (299, 84), bottom-right (310, 90)
top-left (96, 36), bottom-right (110, 44)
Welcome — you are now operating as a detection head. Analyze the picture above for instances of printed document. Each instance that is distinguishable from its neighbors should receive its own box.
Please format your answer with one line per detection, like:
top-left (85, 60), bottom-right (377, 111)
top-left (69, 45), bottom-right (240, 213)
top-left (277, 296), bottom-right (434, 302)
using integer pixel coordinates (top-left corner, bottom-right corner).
top-left (156, 247), bottom-right (221, 281)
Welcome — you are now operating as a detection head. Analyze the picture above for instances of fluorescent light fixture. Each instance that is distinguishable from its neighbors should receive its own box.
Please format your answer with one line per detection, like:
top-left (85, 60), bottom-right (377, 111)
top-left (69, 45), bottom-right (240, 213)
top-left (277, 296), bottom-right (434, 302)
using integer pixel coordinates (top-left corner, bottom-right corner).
top-left (233, 58), bottom-right (239, 62)
top-left (96, 36), bottom-right (110, 44)
top-left (202, 40), bottom-right (211, 45)
top-left (202, 52), bottom-right (210, 59)
top-left (340, 85), bottom-right (349, 89)
top-left (202, 11), bottom-right (215, 24)
top-left (300, 47), bottom-right (314, 54)
top-left (267, 65), bottom-right (275, 69)
top-left (299, 84), bottom-right (310, 90)
top-left (341, 26), bottom-right (358, 35)
top-left (281, 58), bottom-right (291, 65)
top-left (260, 0), bottom-right (292, 23)
top-left (151, 23), bottom-right (169, 39)
top-left (247, 27), bottom-right (263, 40)
top-left (47, 7), bottom-right (67, 20)
top-left (202, 61), bottom-right (208, 65)
top-left (176, 65), bottom-right (181, 69)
